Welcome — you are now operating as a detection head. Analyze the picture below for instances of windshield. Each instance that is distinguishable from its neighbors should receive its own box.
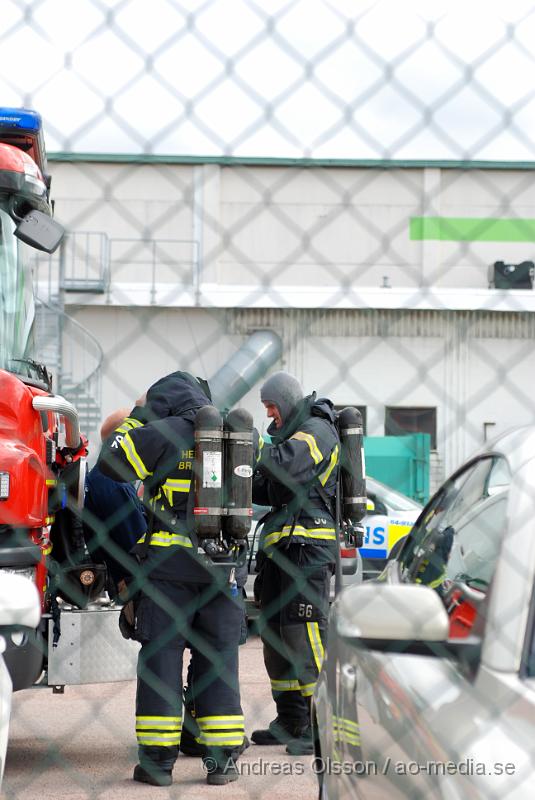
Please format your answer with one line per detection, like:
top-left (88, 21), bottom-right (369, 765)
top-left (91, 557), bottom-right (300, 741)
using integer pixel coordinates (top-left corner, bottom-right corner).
top-left (367, 476), bottom-right (422, 512)
top-left (0, 205), bottom-right (36, 372)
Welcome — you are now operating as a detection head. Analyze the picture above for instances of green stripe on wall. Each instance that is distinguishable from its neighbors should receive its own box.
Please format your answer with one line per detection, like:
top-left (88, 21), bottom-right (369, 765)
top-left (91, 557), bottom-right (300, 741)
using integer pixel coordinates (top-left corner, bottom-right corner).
top-left (410, 216), bottom-right (535, 242)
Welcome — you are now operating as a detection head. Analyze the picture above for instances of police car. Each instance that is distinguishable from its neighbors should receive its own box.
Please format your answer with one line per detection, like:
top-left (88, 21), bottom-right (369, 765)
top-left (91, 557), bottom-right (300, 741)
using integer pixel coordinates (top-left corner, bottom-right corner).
top-left (360, 476), bottom-right (422, 578)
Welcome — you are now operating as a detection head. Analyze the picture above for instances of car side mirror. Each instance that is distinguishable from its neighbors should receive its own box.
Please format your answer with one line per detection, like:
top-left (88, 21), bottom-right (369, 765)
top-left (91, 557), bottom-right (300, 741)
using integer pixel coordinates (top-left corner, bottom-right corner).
top-left (14, 209), bottom-right (65, 254)
top-left (335, 583), bottom-right (449, 644)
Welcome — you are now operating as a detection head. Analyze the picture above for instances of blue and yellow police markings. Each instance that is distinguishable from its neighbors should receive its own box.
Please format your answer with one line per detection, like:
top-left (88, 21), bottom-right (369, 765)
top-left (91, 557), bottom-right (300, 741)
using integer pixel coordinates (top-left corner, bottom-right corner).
top-left (359, 516), bottom-right (414, 560)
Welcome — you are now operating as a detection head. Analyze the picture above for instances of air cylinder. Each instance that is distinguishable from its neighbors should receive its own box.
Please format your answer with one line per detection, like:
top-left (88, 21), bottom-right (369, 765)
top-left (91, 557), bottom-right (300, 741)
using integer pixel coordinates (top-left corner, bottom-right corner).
top-left (338, 406), bottom-right (367, 523)
top-left (193, 405), bottom-right (224, 539)
top-left (223, 409), bottom-right (254, 540)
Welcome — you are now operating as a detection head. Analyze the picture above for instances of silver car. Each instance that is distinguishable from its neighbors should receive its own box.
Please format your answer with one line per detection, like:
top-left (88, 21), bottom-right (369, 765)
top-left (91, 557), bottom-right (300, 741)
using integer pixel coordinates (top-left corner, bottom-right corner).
top-left (313, 425), bottom-right (535, 799)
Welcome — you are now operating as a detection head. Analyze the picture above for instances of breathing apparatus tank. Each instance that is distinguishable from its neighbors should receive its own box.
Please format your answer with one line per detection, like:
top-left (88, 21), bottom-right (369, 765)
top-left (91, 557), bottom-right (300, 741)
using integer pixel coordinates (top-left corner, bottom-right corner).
top-left (223, 409), bottom-right (254, 540)
top-left (193, 405), bottom-right (224, 553)
top-left (193, 405), bottom-right (253, 561)
top-left (337, 406), bottom-right (367, 523)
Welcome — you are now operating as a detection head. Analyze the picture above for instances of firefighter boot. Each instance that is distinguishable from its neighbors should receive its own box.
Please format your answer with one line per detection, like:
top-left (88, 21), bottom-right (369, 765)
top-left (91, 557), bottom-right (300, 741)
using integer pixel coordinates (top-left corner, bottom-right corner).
top-left (251, 717), bottom-right (304, 746)
top-left (133, 746), bottom-right (174, 787)
top-left (285, 697), bottom-right (314, 756)
top-left (204, 748), bottom-right (240, 786)
top-left (285, 723), bottom-right (314, 756)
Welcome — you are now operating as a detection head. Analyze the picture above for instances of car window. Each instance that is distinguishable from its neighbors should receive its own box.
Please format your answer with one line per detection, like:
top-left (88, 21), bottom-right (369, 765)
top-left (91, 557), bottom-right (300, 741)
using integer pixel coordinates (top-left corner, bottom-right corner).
top-left (398, 456), bottom-right (510, 636)
top-left (367, 492), bottom-right (387, 516)
top-left (368, 479), bottom-right (420, 512)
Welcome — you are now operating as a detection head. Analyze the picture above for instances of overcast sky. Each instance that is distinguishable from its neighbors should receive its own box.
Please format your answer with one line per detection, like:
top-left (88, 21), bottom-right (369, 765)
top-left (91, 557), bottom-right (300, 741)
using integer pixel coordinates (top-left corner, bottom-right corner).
top-left (2, 0), bottom-right (535, 160)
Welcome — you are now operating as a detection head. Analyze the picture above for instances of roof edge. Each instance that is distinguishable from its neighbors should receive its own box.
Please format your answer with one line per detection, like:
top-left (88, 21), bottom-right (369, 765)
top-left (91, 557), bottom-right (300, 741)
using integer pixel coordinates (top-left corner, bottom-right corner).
top-left (47, 153), bottom-right (535, 170)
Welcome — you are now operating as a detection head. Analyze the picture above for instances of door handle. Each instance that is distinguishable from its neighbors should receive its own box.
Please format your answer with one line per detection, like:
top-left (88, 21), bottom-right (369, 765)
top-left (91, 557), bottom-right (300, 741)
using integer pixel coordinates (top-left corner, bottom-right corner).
top-left (341, 663), bottom-right (356, 691)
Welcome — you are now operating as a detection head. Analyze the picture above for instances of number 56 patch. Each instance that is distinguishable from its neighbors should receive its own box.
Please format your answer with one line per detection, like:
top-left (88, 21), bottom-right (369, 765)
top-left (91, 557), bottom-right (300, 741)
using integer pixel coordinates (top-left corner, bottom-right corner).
top-left (288, 599), bottom-right (320, 621)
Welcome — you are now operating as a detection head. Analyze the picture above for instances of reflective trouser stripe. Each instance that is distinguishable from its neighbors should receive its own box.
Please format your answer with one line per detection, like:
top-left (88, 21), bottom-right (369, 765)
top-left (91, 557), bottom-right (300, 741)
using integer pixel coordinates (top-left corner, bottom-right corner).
top-left (270, 679), bottom-right (301, 692)
top-left (136, 715), bottom-right (181, 746)
top-left (196, 715), bottom-right (245, 747)
top-left (307, 621), bottom-right (325, 673)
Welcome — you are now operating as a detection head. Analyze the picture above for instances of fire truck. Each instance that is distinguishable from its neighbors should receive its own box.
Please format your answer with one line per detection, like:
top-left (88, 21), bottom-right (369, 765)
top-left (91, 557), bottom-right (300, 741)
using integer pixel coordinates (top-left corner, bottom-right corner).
top-left (0, 108), bottom-right (138, 694)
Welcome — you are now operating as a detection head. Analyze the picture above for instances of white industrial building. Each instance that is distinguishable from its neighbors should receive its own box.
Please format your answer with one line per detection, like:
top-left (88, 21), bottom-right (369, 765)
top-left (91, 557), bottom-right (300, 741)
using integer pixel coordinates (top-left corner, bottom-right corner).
top-left (35, 155), bottom-right (535, 484)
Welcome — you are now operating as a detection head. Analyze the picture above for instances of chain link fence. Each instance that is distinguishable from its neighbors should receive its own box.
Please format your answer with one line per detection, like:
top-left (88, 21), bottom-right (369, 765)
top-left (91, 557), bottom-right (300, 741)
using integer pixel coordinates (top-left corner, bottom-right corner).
top-left (3, 1), bottom-right (535, 798)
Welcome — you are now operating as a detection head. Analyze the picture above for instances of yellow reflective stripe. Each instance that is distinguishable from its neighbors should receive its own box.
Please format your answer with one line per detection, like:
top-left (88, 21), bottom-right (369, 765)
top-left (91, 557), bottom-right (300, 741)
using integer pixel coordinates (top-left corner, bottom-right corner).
top-left (136, 734), bottom-right (181, 745)
top-left (426, 572), bottom-right (446, 589)
top-left (136, 715), bottom-right (181, 745)
top-left (333, 717), bottom-right (360, 746)
top-left (120, 432), bottom-right (152, 480)
top-left (163, 479), bottom-right (190, 492)
top-left (333, 716), bottom-right (361, 745)
top-left (299, 681), bottom-right (316, 697)
top-left (45, 479), bottom-right (57, 487)
top-left (136, 718), bottom-right (181, 730)
top-left (270, 679), bottom-right (300, 692)
top-left (136, 531), bottom-right (193, 548)
top-left (264, 526), bottom-right (336, 548)
top-left (43, 544), bottom-right (52, 555)
top-left (45, 515), bottom-right (55, 525)
top-left (333, 717), bottom-right (359, 733)
top-left (162, 478), bottom-right (191, 506)
top-left (196, 716), bottom-right (245, 747)
top-left (307, 621), bottom-right (324, 673)
top-left (116, 417), bottom-right (143, 434)
top-left (256, 438), bottom-right (264, 463)
top-left (196, 715), bottom-right (245, 728)
top-left (290, 431), bottom-right (323, 464)
top-left (197, 734), bottom-right (245, 746)
top-left (319, 444), bottom-right (339, 486)
top-left (334, 731), bottom-right (360, 745)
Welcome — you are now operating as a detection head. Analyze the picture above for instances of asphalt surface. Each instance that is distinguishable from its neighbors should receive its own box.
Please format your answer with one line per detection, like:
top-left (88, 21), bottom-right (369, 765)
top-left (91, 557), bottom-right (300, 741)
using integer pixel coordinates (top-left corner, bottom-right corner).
top-left (1, 634), bottom-right (319, 800)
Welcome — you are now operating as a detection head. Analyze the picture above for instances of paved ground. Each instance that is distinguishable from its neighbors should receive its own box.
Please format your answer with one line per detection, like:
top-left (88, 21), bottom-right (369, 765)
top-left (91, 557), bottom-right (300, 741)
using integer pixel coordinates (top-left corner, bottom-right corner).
top-left (1, 634), bottom-right (319, 800)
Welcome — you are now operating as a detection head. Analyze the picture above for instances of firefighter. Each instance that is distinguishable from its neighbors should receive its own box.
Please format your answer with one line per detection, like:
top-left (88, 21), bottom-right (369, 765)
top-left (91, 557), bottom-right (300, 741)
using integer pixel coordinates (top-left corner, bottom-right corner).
top-left (98, 371), bottom-right (245, 787)
top-left (251, 371), bottom-right (340, 756)
top-left (82, 408), bottom-right (145, 599)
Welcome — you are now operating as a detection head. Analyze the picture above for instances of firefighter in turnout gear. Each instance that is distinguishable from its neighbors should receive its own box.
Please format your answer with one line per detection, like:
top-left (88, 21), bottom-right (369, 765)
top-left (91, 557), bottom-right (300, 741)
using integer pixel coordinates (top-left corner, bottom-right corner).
top-left (251, 371), bottom-right (339, 756)
top-left (98, 372), bottom-right (245, 787)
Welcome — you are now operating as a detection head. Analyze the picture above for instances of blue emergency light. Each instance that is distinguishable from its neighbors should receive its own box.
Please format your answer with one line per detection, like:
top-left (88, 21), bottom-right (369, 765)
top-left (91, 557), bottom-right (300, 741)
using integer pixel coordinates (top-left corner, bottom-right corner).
top-left (0, 107), bottom-right (42, 132)
top-left (0, 106), bottom-right (48, 181)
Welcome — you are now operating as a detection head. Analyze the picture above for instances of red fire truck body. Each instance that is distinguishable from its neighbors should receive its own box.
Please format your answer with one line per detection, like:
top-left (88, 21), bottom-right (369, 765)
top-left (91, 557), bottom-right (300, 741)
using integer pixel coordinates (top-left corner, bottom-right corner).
top-left (0, 108), bottom-right (137, 693)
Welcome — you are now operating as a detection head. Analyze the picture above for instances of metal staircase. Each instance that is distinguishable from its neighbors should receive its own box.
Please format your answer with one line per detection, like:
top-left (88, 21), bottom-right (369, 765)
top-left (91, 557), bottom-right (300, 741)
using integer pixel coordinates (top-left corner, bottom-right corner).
top-left (32, 234), bottom-right (105, 437)
top-left (33, 297), bottom-right (103, 436)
